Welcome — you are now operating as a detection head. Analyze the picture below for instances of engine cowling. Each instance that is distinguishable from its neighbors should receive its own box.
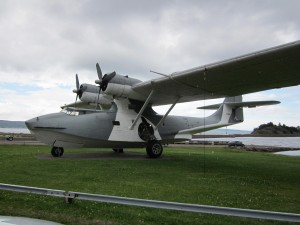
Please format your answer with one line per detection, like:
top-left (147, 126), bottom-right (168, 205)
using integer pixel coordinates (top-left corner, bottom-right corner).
top-left (102, 73), bottom-right (146, 101)
top-left (107, 74), bottom-right (142, 87)
top-left (80, 92), bottom-right (113, 108)
top-left (80, 83), bottom-right (100, 93)
top-left (103, 83), bottom-right (146, 101)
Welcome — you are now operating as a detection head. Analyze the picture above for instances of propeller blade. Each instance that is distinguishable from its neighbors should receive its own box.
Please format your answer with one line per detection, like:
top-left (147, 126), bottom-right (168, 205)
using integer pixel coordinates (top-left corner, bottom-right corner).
top-left (96, 63), bottom-right (102, 80)
top-left (76, 74), bottom-right (79, 90)
top-left (95, 86), bottom-right (101, 111)
top-left (103, 71), bottom-right (116, 83)
top-left (95, 62), bottom-right (116, 91)
top-left (75, 93), bottom-right (78, 104)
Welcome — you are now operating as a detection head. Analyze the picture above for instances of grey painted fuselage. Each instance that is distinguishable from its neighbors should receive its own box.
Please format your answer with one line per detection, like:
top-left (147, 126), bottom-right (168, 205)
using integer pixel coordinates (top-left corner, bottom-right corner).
top-left (25, 97), bottom-right (243, 149)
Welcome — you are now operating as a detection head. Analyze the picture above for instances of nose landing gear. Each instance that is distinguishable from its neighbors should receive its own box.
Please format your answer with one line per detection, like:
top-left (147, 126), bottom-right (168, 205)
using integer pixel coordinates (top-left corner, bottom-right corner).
top-left (112, 148), bottom-right (124, 153)
top-left (51, 146), bottom-right (64, 157)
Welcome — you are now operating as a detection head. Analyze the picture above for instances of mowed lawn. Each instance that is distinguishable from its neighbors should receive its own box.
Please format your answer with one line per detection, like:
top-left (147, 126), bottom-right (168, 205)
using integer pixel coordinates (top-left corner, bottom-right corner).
top-left (0, 144), bottom-right (299, 225)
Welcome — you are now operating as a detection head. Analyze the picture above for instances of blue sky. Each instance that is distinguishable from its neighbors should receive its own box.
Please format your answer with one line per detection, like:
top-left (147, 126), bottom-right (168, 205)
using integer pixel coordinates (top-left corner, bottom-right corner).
top-left (0, 83), bottom-right (44, 94)
top-left (0, 0), bottom-right (300, 131)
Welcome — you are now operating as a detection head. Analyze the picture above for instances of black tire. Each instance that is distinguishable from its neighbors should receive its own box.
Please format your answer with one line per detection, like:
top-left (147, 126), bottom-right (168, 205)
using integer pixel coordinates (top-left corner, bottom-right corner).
top-left (146, 141), bottom-right (163, 158)
top-left (51, 147), bottom-right (64, 157)
top-left (113, 148), bottom-right (124, 153)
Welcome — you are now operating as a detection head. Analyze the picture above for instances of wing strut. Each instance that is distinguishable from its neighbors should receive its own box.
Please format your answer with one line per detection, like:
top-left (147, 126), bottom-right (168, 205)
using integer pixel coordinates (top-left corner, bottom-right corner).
top-left (129, 90), bottom-right (155, 130)
top-left (154, 96), bottom-right (181, 130)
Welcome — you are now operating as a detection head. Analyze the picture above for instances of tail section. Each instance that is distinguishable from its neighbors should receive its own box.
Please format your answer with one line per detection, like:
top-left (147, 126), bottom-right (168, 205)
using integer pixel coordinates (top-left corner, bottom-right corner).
top-left (203, 95), bottom-right (245, 131)
top-left (177, 95), bottom-right (279, 135)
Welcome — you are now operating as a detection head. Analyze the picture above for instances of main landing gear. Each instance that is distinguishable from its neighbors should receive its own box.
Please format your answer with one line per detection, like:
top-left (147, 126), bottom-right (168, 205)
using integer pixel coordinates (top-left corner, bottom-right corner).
top-left (51, 146), bottom-right (64, 157)
top-left (146, 140), bottom-right (163, 158)
top-left (138, 117), bottom-right (163, 158)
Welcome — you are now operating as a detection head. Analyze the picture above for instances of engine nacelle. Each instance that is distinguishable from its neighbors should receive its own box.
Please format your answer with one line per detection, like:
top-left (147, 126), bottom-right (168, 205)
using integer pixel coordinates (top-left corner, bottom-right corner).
top-left (80, 92), bottom-right (113, 108)
top-left (80, 83), bottom-right (100, 94)
top-left (108, 74), bottom-right (142, 86)
top-left (101, 73), bottom-right (145, 101)
top-left (103, 83), bottom-right (146, 101)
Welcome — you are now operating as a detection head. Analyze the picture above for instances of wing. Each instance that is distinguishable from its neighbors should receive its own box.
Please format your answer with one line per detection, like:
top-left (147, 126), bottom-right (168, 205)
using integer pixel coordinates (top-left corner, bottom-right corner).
top-left (197, 100), bottom-right (280, 110)
top-left (132, 41), bottom-right (300, 105)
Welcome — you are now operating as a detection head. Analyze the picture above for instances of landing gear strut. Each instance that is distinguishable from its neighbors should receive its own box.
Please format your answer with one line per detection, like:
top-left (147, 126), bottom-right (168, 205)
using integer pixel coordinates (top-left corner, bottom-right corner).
top-left (51, 146), bottom-right (64, 157)
top-left (146, 141), bottom-right (163, 158)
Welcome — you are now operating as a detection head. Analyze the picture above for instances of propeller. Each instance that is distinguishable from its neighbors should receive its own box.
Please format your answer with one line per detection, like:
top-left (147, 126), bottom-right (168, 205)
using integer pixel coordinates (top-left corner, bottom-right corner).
top-left (94, 62), bottom-right (116, 110)
top-left (95, 63), bottom-right (116, 91)
top-left (72, 74), bottom-right (83, 106)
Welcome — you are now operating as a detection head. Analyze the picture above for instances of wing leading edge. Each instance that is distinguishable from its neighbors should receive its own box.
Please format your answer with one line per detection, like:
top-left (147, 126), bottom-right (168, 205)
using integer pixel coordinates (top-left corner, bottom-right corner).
top-left (132, 41), bottom-right (300, 106)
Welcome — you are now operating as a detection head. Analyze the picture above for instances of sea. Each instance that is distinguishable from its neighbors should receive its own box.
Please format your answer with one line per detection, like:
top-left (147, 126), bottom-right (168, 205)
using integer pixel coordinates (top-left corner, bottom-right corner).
top-left (194, 136), bottom-right (300, 156)
top-left (194, 136), bottom-right (300, 148)
top-left (0, 128), bottom-right (30, 134)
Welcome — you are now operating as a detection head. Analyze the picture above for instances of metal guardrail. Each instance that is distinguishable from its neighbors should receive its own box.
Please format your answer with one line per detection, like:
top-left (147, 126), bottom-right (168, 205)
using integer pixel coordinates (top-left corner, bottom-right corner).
top-left (1, 183), bottom-right (300, 223)
top-left (0, 183), bottom-right (65, 197)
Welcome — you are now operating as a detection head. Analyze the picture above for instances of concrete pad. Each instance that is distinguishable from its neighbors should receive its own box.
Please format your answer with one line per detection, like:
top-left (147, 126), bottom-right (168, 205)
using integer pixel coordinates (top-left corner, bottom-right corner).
top-left (0, 216), bottom-right (62, 225)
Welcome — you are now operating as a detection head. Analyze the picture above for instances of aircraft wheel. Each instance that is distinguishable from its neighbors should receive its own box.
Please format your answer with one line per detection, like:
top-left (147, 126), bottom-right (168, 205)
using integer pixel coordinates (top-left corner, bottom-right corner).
top-left (113, 148), bottom-right (124, 153)
top-left (146, 141), bottom-right (163, 158)
top-left (51, 147), bottom-right (64, 157)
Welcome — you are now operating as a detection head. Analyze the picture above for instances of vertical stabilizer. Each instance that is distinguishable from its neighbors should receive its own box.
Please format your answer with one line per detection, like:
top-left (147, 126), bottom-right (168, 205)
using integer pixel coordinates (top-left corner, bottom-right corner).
top-left (177, 95), bottom-right (244, 135)
top-left (218, 95), bottom-right (244, 126)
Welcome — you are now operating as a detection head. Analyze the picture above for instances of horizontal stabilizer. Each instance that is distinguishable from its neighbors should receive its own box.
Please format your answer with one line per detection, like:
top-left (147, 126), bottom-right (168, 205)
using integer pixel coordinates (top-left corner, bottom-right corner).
top-left (197, 100), bottom-right (280, 110)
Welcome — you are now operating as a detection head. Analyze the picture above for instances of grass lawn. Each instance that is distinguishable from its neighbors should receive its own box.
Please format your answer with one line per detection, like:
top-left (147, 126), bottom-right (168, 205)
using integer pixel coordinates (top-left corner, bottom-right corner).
top-left (0, 144), bottom-right (299, 225)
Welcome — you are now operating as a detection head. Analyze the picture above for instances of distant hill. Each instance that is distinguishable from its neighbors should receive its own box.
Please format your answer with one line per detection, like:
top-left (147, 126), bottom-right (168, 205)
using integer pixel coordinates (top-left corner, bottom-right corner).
top-left (0, 120), bottom-right (26, 128)
top-left (252, 122), bottom-right (300, 136)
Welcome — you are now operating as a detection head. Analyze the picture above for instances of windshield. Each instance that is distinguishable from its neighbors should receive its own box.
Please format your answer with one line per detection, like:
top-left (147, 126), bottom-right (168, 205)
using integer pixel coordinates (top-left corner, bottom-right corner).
top-left (61, 108), bottom-right (79, 116)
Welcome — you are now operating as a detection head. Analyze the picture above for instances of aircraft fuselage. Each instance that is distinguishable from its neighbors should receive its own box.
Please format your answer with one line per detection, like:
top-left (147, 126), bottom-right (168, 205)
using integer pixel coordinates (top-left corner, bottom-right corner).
top-left (25, 97), bottom-right (243, 158)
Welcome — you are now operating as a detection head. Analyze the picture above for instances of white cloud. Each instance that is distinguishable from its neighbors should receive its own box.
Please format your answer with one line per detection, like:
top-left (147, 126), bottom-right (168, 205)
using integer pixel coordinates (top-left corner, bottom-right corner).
top-left (0, 86), bottom-right (74, 120)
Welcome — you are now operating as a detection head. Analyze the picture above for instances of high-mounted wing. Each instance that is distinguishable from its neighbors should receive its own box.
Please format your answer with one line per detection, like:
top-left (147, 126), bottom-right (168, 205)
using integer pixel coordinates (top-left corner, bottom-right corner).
top-left (132, 41), bottom-right (300, 105)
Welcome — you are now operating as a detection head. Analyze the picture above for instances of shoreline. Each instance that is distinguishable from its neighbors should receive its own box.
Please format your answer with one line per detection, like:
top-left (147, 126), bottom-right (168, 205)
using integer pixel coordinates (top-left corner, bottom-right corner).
top-left (0, 133), bottom-right (299, 153)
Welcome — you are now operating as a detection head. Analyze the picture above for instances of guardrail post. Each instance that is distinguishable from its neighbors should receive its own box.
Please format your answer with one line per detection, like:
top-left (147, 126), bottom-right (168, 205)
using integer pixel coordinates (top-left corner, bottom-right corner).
top-left (65, 192), bottom-right (78, 204)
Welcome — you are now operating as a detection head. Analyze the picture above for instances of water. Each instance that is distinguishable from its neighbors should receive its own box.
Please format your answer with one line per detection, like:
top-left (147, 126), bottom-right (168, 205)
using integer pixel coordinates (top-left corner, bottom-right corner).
top-left (194, 137), bottom-right (300, 148)
top-left (0, 128), bottom-right (30, 134)
top-left (274, 150), bottom-right (300, 156)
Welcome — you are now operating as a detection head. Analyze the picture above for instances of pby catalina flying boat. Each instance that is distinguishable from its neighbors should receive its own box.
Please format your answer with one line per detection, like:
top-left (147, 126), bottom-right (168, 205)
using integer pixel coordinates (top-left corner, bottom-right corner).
top-left (26, 41), bottom-right (300, 158)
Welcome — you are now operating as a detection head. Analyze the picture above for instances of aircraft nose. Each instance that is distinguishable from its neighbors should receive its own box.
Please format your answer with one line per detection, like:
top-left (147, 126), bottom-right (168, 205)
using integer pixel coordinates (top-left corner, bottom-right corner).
top-left (25, 117), bottom-right (39, 130)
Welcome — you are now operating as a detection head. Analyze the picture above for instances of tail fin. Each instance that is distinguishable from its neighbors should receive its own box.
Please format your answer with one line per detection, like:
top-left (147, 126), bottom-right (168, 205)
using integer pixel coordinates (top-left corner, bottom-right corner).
top-left (217, 95), bottom-right (244, 127)
top-left (199, 96), bottom-right (280, 128)
top-left (177, 96), bottom-right (279, 135)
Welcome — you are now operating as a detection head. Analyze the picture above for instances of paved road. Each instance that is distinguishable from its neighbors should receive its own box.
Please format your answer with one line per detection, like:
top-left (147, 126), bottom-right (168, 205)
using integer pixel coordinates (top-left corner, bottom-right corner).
top-left (0, 216), bottom-right (62, 225)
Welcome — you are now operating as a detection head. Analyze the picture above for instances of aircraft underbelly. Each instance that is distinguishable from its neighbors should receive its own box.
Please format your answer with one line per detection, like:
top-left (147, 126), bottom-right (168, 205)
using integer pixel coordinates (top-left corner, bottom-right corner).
top-left (31, 128), bottom-right (146, 148)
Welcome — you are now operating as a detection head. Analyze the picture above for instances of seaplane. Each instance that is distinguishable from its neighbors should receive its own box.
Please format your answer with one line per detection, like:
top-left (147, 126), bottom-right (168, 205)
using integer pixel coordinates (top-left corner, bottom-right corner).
top-left (25, 41), bottom-right (300, 158)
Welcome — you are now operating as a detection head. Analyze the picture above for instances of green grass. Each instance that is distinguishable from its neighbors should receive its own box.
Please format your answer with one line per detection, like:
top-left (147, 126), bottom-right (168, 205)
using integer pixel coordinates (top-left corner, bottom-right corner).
top-left (0, 144), bottom-right (299, 225)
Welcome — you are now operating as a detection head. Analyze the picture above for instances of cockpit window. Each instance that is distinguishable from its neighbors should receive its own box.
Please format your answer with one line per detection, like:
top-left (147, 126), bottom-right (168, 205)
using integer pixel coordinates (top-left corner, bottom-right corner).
top-left (61, 108), bottom-right (80, 116)
top-left (61, 107), bottom-right (104, 115)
